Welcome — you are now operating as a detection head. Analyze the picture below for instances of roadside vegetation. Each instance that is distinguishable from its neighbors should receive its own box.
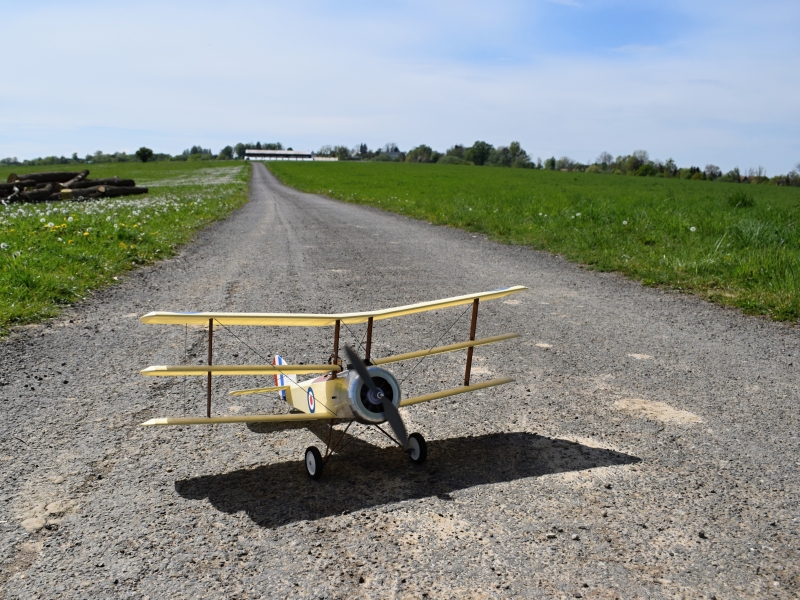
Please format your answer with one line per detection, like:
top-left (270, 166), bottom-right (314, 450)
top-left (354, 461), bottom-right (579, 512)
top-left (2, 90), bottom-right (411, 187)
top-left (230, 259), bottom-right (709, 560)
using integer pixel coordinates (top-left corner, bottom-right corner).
top-left (0, 161), bottom-right (250, 333)
top-left (267, 161), bottom-right (800, 321)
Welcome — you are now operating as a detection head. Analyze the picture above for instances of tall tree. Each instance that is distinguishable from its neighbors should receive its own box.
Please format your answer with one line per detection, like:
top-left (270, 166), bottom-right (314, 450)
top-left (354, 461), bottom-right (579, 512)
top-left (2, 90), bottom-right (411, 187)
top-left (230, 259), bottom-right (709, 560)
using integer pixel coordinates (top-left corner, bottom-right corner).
top-left (464, 141), bottom-right (493, 166)
top-left (136, 147), bottom-right (154, 163)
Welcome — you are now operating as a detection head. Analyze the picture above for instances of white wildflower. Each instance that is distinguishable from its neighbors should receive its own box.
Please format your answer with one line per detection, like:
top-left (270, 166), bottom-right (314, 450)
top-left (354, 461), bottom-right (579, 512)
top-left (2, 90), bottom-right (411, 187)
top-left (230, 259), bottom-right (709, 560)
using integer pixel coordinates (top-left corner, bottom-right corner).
top-left (623, 220), bottom-right (628, 225)
top-left (690, 226), bottom-right (696, 232)
top-left (67, 216), bottom-right (73, 222)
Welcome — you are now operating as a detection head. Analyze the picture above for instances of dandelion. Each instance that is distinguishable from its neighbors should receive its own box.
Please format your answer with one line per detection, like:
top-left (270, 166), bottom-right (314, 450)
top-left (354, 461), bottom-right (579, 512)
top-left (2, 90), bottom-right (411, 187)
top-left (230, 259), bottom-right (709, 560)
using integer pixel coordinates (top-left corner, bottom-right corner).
top-left (47, 222), bottom-right (54, 227)
top-left (83, 232), bottom-right (89, 236)
top-left (40, 218), bottom-right (45, 222)
top-left (575, 213), bottom-right (581, 217)
top-left (106, 216), bottom-right (111, 221)
top-left (690, 226), bottom-right (696, 232)
top-left (623, 220), bottom-right (628, 225)
top-left (57, 237), bottom-right (62, 242)
top-left (67, 216), bottom-right (73, 222)
top-left (539, 213), bottom-right (542, 216)
top-left (0, 243), bottom-right (7, 250)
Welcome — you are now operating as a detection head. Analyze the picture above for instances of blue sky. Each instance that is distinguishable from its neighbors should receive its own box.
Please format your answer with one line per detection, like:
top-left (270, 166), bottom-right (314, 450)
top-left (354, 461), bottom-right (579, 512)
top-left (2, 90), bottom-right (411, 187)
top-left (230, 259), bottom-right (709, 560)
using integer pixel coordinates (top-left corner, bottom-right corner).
top-left (1, 0), bottom-right (799, 173)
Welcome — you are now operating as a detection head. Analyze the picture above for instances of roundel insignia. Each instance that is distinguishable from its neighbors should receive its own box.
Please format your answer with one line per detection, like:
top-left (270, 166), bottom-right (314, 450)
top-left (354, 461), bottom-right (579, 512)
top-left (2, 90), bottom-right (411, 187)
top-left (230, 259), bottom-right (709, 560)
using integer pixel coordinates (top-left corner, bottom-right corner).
top-left (307, 387), bottom-right (316, 413)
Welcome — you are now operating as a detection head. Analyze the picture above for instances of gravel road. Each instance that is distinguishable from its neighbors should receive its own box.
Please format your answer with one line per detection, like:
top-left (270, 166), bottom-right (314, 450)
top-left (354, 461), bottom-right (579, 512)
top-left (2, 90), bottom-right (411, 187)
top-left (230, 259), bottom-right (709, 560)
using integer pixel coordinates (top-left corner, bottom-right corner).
top-left (1, 163), bottom-right (798, 599)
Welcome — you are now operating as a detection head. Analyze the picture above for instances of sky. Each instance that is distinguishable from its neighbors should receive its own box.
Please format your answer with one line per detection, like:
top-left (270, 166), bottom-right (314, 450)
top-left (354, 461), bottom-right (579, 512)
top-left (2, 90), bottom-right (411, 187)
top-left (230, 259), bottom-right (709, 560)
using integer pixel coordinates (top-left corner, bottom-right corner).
top-left (1, 0), bottom-right (799, 173)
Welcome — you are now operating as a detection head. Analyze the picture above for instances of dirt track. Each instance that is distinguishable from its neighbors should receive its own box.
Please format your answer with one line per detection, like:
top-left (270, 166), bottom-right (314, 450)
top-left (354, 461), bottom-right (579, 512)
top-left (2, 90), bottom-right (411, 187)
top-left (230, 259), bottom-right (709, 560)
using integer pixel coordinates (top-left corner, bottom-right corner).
top-left (1, 163), bottom-right (798, 599)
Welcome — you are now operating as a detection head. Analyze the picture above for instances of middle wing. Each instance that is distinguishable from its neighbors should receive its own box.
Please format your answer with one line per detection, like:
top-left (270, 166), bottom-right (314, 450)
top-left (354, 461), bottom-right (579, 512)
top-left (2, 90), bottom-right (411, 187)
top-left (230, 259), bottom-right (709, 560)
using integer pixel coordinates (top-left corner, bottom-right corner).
top-left (141, 412), bottom-right (341, 426)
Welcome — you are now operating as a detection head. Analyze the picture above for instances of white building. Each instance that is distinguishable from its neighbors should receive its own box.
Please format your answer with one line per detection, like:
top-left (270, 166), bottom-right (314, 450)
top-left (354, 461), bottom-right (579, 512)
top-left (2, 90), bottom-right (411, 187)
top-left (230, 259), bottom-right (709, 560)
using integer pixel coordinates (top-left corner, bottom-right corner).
top-left (244, 149), bottom-right (337, 161)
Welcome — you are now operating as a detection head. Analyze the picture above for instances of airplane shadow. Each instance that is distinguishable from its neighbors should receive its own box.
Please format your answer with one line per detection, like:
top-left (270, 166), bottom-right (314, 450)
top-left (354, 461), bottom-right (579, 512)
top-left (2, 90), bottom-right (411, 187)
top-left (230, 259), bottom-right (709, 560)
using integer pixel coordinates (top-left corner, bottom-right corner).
top-left (174, 431), bottom-right (640, 529)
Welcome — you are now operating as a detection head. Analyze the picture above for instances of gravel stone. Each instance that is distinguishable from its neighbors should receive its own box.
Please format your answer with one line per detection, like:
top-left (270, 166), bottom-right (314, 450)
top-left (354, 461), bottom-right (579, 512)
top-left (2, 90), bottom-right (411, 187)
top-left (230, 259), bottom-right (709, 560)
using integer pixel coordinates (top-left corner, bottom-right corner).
top-left (0, 163), bottom-right (798, 598)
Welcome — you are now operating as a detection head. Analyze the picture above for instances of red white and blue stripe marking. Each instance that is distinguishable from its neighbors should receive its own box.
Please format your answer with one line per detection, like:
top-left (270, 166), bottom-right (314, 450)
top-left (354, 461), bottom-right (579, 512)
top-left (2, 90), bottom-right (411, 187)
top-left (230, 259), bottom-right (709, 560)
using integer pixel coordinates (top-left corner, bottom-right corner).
top-left (272, 355), bottom-right (287, 400)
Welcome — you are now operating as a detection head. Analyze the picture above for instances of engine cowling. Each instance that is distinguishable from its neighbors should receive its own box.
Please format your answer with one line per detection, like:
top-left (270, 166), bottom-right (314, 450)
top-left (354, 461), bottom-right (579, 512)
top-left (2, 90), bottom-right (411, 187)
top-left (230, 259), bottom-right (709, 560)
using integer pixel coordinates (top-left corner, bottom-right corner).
top-left (346, 366), bottom-right (401, 424)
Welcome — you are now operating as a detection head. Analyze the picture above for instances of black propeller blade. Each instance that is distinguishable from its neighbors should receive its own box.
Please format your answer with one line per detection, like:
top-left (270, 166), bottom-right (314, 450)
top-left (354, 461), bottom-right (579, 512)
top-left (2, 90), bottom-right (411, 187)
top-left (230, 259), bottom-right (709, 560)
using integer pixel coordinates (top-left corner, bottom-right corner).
top-left (345, 345), bottom-right (408, 449)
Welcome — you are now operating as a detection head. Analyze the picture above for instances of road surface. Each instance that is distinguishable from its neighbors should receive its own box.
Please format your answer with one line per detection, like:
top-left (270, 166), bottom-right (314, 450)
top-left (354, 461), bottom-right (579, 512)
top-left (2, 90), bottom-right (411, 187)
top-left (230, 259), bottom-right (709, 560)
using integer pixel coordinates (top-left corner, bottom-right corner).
top-left (1, 163), bottom-right (797, 598)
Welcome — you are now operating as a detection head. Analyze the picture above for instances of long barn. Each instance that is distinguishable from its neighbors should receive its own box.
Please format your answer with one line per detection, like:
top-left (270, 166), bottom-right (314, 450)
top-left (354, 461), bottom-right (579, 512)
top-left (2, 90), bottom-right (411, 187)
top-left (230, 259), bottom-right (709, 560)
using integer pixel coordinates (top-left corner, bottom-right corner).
top-left (244, 149), bottom-right (337, 161)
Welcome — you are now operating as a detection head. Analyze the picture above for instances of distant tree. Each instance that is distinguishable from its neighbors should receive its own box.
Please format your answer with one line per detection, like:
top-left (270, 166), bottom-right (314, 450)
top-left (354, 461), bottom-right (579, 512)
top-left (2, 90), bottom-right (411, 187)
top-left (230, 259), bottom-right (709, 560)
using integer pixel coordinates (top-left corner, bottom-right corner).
top-left (596, 151), bottom-right (613, 167)
top-left (383, 142), bottom-right (399, 154)
top-left (636, 163), bottom-right (656, 176)
top-left (438, 155), bottom-right (463, 165)
top-left (507, 141), bottom-right (532, 168)
top-left (545, 156), bottom-right (556, 170)
top-left (446, 144), bottom-right (465, 159)
top-left (218, 146), bottom-right (234, 160)
top-left (486, 146), bottom-right (513, 167)
top-left (234, 143), bottom-right (246, 159)
top-left (255, 142), bottom-right (262, 150)
top-left (464, 141), bottom-right (494, 166)
top-left (556, 156), bottom-right (575, 170)
top-left (406, 144), bottom-right (435, 163)
top-left (704, 164), bottom-right (722, 180)
top-left (334, 145), bottom-right (351, 160)
top-left (136, 147), bottom-right (154, 162)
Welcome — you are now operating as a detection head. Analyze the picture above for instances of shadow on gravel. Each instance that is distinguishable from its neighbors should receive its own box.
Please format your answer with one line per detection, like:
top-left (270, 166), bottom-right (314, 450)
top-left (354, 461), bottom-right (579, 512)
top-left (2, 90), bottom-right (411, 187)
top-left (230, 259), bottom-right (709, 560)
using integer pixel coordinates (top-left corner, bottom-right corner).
top-left (174, 431), bottom-right (640, 529)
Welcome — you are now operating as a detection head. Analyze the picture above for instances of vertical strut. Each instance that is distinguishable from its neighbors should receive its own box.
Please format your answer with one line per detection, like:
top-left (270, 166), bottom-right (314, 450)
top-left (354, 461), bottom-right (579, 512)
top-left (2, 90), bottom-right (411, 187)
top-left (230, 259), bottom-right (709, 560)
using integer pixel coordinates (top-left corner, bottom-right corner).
top-left (463, 299), bottom-right (479, 386)
top-left (365, 316), bottom-right (374, 362)
top-left (206, 318), bottom-right (213, 418)
top-left (330, 319), bottom-right (341, 378)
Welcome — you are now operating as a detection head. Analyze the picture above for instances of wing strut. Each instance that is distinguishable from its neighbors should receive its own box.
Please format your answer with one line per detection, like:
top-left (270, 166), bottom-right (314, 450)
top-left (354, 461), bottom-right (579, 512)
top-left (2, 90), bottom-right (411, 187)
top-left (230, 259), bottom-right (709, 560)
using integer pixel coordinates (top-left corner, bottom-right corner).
top-left (206, 318), bottom-right (213, 418)
top-left (464, 299), bottom-right (479, 386)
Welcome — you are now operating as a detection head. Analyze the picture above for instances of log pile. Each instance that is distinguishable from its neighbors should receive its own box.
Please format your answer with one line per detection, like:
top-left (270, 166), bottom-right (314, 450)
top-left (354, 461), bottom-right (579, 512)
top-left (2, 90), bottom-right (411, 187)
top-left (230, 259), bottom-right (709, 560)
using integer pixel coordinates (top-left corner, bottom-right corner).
top-left (2, 170), bottom-right (148, 204)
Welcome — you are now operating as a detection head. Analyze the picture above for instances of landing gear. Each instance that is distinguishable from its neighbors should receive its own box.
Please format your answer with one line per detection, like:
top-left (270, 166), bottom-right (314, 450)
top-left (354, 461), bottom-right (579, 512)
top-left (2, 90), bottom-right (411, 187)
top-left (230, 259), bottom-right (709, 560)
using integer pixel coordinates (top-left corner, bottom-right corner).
top-left (407, 432), bottom-right (427, 464)
top-left (305, 446), bottom-right (324, 480)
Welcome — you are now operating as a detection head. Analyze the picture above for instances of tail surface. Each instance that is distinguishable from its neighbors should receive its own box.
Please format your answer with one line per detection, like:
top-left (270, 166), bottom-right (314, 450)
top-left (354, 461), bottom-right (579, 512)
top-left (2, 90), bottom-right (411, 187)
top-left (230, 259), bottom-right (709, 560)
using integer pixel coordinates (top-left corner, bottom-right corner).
top-left (272, 355), bottom-right (296, 400)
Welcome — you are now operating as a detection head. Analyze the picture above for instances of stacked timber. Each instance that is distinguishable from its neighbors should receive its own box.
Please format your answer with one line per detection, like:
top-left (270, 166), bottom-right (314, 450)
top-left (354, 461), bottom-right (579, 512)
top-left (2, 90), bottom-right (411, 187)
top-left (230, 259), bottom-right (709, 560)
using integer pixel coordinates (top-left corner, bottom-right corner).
top-left (1, 170), bottom-right (148, 204)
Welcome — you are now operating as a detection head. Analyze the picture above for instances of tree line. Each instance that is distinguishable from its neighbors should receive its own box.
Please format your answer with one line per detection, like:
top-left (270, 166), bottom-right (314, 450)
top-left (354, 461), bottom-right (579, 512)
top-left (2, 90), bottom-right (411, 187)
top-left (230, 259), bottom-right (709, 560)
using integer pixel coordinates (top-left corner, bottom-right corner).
top-left (3, 141), bottom-right (798, 186)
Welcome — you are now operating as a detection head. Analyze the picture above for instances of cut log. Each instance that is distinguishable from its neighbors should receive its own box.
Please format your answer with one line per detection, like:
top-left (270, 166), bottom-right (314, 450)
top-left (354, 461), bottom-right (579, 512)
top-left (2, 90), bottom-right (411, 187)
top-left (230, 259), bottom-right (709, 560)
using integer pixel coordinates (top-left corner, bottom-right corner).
top-left (97, 185), bottom-right (148, 198)
top-left (59, 185), bottom-right (148, 200)
top-left (57, 186), bottom-right (147, 201)
top-left (9, 171), bottom-right (84, 184)
top-left (0, 180), bottom-right (35, 194)
top-left (59, 169), bottom-right (90, 189)
top-left (20, 184), bottom-right (54, 202)
top-left (69, 177), bottom-right (136, 189)
top-left (61, 186), bottom-right (106, 199)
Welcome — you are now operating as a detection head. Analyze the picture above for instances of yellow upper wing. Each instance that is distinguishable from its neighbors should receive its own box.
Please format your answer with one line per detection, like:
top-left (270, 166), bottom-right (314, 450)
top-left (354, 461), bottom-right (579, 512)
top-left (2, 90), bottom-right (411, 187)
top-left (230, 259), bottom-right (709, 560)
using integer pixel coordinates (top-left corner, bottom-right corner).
top-left (140, 286), bottom-right (527, 326)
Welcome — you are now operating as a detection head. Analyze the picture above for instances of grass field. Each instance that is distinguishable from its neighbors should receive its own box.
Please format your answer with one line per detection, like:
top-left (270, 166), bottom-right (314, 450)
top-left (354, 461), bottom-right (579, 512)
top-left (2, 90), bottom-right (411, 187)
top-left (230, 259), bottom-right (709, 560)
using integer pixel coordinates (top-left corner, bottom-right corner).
top-left (268, 162), bottom-right (800, 321)
top-left (0, 161), bottom-right (250, 333)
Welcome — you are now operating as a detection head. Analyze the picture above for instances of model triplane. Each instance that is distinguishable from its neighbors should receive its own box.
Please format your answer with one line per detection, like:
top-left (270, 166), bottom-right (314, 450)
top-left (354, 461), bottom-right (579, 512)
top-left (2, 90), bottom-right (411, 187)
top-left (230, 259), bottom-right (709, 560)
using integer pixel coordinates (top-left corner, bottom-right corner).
top-left (139, 286), bottom-right (526, 479)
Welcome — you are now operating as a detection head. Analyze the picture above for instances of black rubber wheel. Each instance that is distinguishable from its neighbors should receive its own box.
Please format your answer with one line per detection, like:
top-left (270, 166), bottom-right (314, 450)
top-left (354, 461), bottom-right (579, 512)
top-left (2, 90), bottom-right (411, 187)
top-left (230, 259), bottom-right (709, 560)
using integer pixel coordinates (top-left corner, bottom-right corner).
top-left (407, 432), bottom-right (427, 464)
top-left (305, 446), bottom-right (324, 480)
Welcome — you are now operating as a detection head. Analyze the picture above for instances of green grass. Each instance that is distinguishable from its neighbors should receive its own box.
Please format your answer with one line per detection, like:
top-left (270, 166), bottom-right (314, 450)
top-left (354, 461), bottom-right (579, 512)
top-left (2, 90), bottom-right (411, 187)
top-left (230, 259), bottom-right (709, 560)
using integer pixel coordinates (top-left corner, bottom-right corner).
top-left (0, 161), bottom-right (250, 333)
top-left (267, 162), bottom-right (800, 321)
